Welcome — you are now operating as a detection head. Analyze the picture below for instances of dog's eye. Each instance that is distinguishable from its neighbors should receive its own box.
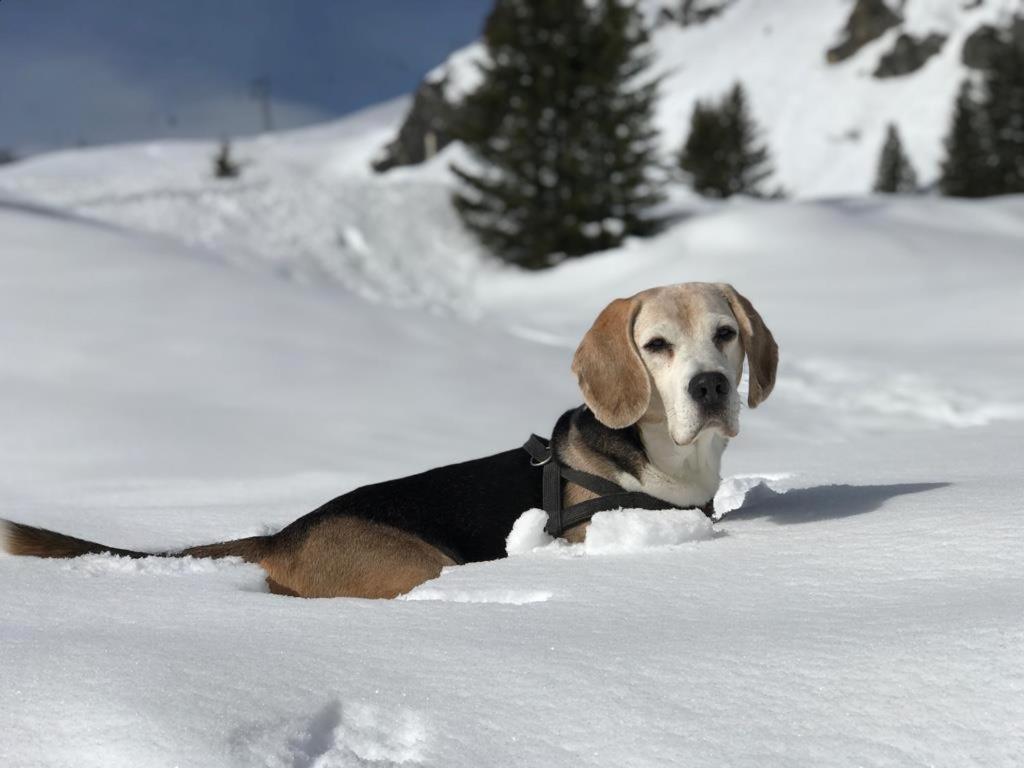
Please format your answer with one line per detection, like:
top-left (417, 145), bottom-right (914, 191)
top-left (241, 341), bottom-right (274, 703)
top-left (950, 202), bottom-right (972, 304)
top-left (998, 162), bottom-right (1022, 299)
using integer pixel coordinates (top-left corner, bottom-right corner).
top-left (643, 337), bottom-right (671, 353)
top-left (714, 326), bottom-right (737, 343)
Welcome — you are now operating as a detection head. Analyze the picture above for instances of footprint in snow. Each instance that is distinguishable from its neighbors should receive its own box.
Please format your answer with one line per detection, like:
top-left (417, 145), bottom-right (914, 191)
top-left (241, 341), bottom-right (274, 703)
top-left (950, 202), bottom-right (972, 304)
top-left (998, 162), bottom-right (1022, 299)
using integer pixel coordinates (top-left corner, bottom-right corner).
top-left (233, 698), bottom-right (427, 768)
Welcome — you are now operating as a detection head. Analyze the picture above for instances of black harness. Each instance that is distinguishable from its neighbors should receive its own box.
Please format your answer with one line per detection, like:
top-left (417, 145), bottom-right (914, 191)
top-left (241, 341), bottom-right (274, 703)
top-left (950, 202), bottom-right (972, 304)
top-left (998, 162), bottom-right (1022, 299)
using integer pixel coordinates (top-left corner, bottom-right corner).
top-left (522, 434), bottom-right (682, 536)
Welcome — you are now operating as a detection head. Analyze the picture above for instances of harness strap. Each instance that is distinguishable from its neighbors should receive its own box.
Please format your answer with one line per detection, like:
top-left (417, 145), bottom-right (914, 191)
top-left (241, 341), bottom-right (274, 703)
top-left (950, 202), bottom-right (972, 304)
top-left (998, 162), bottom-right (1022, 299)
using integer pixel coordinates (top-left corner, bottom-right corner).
top-left (560, 491), bottom-right (678, 531)
top-left (543, 461), bottom-right (562, 534)
top-left (560, 465), bottom-right (626, 497)
top-left (523, 434), bottom-right (682, 536)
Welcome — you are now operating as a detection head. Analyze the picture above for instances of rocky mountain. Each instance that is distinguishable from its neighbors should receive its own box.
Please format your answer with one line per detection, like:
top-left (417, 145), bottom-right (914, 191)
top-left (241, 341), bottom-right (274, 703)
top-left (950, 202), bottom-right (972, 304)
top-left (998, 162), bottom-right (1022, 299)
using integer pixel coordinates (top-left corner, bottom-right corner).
top-left (374, 0), bottom-right (1024, 197)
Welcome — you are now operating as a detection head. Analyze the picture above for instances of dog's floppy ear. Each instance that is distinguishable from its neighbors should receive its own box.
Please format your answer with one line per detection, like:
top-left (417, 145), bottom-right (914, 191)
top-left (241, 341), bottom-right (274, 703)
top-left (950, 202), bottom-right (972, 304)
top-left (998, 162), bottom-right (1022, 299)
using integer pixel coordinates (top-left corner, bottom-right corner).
top-left (717, 284), bottom-right (778, 408)
top-left (571, 296), bottom-right (650, 429)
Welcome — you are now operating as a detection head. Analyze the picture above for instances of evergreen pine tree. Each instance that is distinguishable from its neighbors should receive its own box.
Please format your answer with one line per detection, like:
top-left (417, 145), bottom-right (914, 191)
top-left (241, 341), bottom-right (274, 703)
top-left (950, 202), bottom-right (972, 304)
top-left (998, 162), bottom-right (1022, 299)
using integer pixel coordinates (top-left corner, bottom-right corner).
top-left (451, 0), bottom-right (664, 269)
top-left (940, 80), bottom-right (994, 197)
top-left (873, 123), bottom-right (918, 193)
top-left (679, 82), bottom-right (774, 198)
top-left (983, 24), bottom-right (1024, 194)
top-left (719, 83), bottom-right (774, 197)
top-left (678, 100), bottom-right (729, 198)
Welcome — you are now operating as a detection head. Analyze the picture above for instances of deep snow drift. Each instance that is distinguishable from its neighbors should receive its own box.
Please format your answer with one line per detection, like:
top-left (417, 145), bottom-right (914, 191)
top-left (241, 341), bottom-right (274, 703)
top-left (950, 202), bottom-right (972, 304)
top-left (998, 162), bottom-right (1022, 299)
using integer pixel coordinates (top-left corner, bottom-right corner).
top-left (2, 184), bottom-right (1023, 766)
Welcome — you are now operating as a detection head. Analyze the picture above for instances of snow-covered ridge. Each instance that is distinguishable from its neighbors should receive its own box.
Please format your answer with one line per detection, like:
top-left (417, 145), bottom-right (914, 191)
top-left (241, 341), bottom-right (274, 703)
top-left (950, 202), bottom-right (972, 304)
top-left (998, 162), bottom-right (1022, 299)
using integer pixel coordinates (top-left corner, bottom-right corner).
top-left (412, 0), bottom-right (1024, 195)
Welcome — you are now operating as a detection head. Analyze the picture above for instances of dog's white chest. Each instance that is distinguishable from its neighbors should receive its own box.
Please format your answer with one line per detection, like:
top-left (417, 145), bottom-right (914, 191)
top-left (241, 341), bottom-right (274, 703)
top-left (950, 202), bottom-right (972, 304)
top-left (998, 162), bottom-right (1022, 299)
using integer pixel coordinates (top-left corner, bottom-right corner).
top-left (619, 425), bottom-right (726, 508)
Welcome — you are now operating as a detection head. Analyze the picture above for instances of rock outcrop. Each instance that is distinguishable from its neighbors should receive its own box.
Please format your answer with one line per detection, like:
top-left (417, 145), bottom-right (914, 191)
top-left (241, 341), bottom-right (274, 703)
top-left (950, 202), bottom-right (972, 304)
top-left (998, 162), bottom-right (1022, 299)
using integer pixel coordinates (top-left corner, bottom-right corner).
top-left (874, 32), bottom-right (947, 78)
top-left (679, 0), bottom-right (736, 26)
top-left (962, 17), bottom-right (1024, 70)
top-left (656, 0), bottom-right (736, 27)
top-left (372, 79), bottom-right (458, 173)
top-left (826, 0), bottom-right (902, 64)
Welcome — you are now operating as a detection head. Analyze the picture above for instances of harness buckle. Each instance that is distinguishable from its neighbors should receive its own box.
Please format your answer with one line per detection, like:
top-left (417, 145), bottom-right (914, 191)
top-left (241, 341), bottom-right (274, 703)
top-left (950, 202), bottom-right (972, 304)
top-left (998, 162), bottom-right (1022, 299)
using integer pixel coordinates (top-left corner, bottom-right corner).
top-left (523, 434), bottom-right (553, 466)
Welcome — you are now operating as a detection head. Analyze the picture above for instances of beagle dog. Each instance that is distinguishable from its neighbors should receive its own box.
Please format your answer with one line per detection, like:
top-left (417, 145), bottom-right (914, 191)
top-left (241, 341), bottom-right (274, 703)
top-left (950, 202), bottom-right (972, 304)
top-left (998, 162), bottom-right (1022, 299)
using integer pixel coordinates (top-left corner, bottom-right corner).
top-left (3, 283), bottom-right (777, 599)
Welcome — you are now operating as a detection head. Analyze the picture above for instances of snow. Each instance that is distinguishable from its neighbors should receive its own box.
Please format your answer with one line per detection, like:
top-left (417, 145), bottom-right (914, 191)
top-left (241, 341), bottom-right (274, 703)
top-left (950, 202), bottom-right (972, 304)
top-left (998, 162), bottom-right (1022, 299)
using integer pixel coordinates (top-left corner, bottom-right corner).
top-left (506, 507), bottom-right (715, 556)
top-left (505, 508), bottom-right (557, 555)
top-left (2, 182), bottom-right (1023, 766)
top-left (7, 35), bottom-right (1024, 313)
top-left (578, 508), bottom-right (716, 553)
top-left (426, 42), bottom-right (488, 102)
top-left (713, 473), bottom-right (794, 518)
top-left (1, 39), bottom-right (1024, 766)
top-left (0, 99), bottom-right (488, 310)
top-left (418, 0), bottom-right (1024, 196)
top-left (650, 0), bottom-right (1024, 195)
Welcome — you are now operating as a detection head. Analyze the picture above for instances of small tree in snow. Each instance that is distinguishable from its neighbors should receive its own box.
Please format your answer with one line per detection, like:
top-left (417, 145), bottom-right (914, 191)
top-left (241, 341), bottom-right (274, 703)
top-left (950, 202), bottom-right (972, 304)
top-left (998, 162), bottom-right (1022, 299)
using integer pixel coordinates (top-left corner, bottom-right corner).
top-left (679, 82), bottom-right (775, 198)
top-left (213, 139), bottom-right (242, 180)
top-left (873, 123), bottom-right (918, 193)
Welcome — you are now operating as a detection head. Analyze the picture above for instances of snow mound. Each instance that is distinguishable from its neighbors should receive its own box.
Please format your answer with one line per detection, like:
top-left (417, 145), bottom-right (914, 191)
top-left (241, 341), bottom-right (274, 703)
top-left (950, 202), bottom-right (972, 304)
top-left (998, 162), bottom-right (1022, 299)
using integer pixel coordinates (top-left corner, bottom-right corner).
top-left (585, 509), bottom-right (716, 553)
top-left (714, 474), bottom-right (795, 519)
top-left (506, 507), bottom-right (715, 556)
top-left (505, 508), bottom-right (554, 555)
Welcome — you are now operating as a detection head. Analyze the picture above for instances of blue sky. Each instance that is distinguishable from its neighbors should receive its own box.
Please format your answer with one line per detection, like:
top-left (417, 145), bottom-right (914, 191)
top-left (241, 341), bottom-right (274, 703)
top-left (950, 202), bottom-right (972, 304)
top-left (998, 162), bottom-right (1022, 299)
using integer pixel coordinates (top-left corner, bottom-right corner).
top-left (0, 1), bottom-right (492, 153)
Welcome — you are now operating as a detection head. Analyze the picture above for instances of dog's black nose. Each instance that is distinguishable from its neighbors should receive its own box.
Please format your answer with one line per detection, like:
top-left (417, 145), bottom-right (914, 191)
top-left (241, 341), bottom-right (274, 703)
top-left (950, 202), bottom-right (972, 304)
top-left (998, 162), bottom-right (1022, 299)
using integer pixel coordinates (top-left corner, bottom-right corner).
top-left (688, 372), bottom-right (729, 409)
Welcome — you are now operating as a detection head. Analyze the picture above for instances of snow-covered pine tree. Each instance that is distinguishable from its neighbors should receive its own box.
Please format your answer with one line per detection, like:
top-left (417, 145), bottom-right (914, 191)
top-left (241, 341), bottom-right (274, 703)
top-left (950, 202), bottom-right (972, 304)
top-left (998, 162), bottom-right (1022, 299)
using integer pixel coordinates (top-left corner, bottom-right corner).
top-left (940, 80), bottom-right (994, 197)
top-left (450, 0), bottom-right (664, 269)
top-left (983, 23), bottom-right (1024, 194)
top-left (679, 82), bottom-right (774, 198)
top-left (873, 123), bottom-right (918, 193)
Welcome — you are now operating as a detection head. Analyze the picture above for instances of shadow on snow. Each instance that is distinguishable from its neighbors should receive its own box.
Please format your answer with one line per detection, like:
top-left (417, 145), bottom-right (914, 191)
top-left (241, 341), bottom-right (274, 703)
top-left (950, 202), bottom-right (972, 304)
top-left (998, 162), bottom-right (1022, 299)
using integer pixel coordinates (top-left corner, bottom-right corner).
top-left (726, 481), bottom-right (950, 525)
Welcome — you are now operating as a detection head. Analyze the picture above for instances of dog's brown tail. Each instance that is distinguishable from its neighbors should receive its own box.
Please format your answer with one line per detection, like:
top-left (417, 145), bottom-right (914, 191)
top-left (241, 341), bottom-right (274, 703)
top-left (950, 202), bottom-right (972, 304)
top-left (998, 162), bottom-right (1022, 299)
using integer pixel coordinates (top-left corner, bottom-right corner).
top-left (1, 519), bottom-right (270, 563)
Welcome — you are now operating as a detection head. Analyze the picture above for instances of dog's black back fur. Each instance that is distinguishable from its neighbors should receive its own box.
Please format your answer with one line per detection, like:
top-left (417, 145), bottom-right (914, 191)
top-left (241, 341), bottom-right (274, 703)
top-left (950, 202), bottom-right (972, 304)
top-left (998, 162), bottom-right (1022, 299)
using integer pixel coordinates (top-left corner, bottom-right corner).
top-left (277, 445), bottom-right (544, 564)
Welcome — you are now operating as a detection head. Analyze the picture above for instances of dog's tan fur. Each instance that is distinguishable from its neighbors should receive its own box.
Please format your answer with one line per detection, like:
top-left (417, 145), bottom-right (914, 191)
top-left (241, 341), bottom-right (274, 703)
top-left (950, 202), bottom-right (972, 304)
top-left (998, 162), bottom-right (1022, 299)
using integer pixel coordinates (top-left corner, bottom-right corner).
top-left (3, 517), bottom-right (455, 600)
top-left (257, 517), bottom-right (456, 599)
top-left (2, 283), bottom-right (776, 599)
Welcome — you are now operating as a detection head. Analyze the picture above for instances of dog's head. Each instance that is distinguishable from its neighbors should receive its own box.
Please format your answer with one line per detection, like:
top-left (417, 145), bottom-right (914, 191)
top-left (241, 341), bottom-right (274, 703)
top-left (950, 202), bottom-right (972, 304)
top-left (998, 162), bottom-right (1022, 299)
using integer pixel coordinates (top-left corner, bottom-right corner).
top-left (572, 283), bottom-right (778, 445)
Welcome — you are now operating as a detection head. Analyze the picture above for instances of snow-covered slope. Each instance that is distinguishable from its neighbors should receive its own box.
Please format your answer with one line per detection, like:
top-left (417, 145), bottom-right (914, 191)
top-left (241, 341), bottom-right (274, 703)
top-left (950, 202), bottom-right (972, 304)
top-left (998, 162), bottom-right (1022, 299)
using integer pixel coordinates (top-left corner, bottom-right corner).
top-left (423, 0), bottom-right (1024, 195)
top-left (0, 100), bottom-right (489, 309)
top-left (2, 189), bottom-right (1024, 766)
top-left (2, 6), bottom-right (1024, 760)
